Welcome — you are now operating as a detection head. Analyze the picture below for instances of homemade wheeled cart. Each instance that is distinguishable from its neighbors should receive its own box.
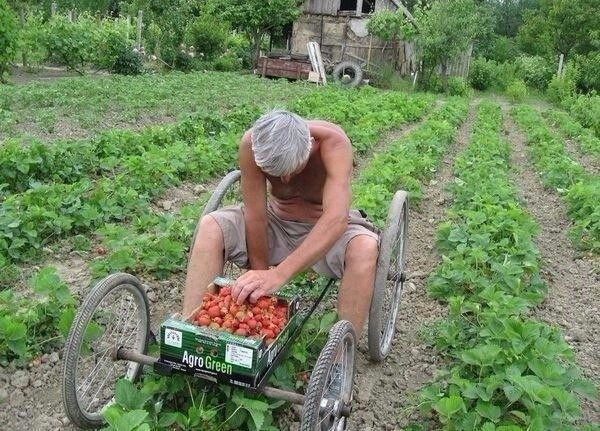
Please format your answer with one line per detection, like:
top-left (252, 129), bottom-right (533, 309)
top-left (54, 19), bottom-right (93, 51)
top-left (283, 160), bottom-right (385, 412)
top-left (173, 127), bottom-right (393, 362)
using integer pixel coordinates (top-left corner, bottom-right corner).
top-left (61, 170), bottom-right (408, 430)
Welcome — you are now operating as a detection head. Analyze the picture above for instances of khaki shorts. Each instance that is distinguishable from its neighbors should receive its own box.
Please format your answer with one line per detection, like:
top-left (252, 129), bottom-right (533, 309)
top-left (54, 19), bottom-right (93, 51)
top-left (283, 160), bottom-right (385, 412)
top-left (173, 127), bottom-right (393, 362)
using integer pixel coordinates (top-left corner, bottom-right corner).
top-left (209, 204), bottom-right (379, 279)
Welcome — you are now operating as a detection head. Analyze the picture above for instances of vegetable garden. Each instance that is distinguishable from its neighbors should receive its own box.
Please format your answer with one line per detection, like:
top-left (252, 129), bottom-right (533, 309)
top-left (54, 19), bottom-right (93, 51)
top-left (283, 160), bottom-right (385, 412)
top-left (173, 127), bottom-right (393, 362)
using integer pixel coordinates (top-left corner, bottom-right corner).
top-left (0, 69), bottom-right (598, 431)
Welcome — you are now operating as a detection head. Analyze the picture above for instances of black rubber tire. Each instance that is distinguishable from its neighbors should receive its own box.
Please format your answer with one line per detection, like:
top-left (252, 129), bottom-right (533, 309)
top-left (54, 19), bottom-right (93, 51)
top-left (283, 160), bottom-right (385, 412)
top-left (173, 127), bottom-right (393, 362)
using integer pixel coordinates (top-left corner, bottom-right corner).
top-left (300, 320), bottom-right (356, 431)
top-left (367, 190), bottom-right (409, 362)
top-left (62, 273), bottom-right (150, 429)
top-left (332, 61), bottom-right (363, 88)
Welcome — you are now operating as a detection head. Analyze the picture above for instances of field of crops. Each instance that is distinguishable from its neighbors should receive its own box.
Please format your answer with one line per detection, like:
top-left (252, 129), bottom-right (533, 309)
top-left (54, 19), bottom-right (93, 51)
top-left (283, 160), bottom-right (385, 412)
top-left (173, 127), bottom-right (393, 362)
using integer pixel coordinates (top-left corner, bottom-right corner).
top-left (0, 71), bottom-right (598, 431)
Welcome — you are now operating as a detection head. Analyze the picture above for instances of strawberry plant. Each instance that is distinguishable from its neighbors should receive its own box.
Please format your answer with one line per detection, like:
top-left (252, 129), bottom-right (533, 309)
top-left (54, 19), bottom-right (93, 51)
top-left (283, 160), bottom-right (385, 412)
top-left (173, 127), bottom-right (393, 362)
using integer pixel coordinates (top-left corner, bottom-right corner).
top-left (512, 105), bottom-right (600, 253)
top-left (354, 97), bottom-right (469, 223)
top-left (0, 267), bottom-right (74, 365)
top-left (417, 101), bottom-right (596, 430)
top-left (545, 109), bottom-right (600, 159)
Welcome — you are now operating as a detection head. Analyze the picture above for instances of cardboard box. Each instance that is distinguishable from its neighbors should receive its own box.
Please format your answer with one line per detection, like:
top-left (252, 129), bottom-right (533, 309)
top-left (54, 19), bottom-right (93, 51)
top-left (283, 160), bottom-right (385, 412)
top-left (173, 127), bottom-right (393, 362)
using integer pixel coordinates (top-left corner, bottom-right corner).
top-left (158, 277), bottom-right (300, 388)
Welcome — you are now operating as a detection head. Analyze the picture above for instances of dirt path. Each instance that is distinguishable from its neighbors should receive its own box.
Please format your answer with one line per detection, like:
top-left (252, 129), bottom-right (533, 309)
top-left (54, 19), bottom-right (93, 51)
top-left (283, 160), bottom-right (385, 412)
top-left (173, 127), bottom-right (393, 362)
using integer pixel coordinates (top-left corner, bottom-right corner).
top-left (346, 101), bottom-right (477, 431)
top-left (503, 108), bottom-right (600, 423)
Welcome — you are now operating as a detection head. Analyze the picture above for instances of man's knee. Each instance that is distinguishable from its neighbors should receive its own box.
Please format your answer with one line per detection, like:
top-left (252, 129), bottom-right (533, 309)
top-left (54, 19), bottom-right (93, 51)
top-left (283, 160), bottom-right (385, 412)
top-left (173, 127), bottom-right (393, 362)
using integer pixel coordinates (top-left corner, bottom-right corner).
top-left (193, 215), bottom-right (224, 251)
top-left (345, 235), bottom-right (378, 268)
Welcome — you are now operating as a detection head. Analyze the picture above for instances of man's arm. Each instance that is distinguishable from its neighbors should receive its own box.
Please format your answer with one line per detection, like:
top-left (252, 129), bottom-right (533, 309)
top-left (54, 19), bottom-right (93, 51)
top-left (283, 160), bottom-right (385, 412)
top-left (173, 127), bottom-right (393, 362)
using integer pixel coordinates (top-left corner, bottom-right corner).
top-left (239, 132), bottom-right (269, 270)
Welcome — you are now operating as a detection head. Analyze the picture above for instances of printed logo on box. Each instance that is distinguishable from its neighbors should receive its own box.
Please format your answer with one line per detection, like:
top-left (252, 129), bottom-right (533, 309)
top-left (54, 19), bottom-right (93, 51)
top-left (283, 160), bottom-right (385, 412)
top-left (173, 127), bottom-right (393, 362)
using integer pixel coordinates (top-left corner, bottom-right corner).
top-left (165, 328), bottom-right (182, 348)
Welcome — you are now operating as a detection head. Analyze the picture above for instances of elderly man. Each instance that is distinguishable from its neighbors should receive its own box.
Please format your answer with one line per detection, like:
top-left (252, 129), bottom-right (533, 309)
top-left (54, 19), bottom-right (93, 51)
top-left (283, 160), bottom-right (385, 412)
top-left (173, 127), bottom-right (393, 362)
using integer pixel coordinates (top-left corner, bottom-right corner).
top-left (183, 110), bottom-right (378, 334)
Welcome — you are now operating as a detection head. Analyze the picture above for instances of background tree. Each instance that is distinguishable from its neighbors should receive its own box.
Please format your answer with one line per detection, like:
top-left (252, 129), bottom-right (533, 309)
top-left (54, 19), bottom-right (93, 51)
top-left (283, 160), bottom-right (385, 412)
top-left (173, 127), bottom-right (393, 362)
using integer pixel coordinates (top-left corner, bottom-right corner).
top-left (366, 9), bottom-right (415, 68)
top-left (517, 0), bottom-right (599, 59)
top-left (206, 0), bottom-right (302, 67)
top-left (0, 0), bottom-right (18, 82)
top-left (413, 0), bottom-right (485, 88)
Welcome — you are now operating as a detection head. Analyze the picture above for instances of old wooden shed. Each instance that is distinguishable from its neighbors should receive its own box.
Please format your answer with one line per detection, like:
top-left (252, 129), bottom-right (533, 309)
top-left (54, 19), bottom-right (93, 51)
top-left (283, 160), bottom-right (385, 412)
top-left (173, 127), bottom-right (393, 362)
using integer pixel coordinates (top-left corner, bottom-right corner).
top-left (290, 0), bottom-right (472, 78)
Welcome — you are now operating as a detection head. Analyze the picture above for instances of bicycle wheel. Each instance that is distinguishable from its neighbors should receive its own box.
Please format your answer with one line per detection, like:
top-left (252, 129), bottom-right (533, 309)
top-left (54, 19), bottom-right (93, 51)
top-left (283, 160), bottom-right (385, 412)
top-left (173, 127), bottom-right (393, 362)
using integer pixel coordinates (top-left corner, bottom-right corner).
top-left (62, 273), bottom-right (150, 429)
top-left (367, 190), bottom-right (408, 362)
top-left (301, 320), bottom-right (356, 431)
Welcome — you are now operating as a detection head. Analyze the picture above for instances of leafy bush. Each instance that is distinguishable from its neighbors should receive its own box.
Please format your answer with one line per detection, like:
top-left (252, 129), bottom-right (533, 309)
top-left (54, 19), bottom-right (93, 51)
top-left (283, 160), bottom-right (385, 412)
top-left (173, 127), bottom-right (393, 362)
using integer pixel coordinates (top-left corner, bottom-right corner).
top-left (226, 32), bottom-right (252, 68)
top-left (468, 57), bottom-right (495, 91)
top-left (422, 73), bottom-right (444, 93)
top-left (112, 45), bottom-right (144, 75)
top-left (481, 35), bottom-right (519, 63)
top-left (515, 55), bottom-right (554, 90)
top-left (90, 18), bottom-right (132, 70)
top-left (0, 0), bottom-right (18, 82)
top-left (569, 94), bottom-right (600, 137)
top-left (571, 52), bottom-right (600, 93)
top-left (546, 76), bottom-right (576, 105)
top-left (18, 10), bottom-right (48, 71)
top-left (174, 49), bottom-right (194, 72)
top-left (184, 15), bottom-right (229, 60)
top-left (506, 79), bottom-right (528, 101)
top-left (213, 52), bottom-right (242, 72)
top-left (446, 76), bottom-right (470, 96)
top-left (44, 14), bottom-right (95, 73)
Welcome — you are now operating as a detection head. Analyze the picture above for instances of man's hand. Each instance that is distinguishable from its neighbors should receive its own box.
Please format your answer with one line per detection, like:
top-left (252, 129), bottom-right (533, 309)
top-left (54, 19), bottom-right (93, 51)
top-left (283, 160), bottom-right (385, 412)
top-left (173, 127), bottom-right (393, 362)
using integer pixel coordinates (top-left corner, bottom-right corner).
top-left (232, 268), bottom-right (286, 304)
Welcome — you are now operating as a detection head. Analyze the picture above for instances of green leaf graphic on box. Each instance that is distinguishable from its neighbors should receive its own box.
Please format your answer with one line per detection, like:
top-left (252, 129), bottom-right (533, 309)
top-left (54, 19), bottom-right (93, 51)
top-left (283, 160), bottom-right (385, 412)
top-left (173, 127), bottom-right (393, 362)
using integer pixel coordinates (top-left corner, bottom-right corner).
top-left (115, 379), bottom-right (152, 410)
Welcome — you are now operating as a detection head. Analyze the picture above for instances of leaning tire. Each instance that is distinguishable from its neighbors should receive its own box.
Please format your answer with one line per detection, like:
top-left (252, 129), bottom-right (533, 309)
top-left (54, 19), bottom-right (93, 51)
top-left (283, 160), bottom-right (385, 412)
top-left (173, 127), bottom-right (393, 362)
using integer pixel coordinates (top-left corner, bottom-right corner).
top-left (301, 320), bottom-right (356, 431)
top-left (62, 273), bottom-right (150, 429)
top-left (332, 61), bottom-right (363, 88)
top-left (367, 190), bottom-right (408, 362)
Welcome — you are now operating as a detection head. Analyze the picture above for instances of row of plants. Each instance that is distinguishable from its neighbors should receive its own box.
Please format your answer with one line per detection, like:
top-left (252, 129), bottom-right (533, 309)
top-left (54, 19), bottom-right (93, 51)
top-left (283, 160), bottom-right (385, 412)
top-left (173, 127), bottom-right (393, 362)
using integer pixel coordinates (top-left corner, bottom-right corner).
top-left (291, 87), bottom-right (434, 154)
top-left (0, 72), bottom-right (311, 139)
top-left (353, 97), bottom-right (470, 221)
top-left (416, 101), bottom-right (596, 430)
top-left (511, 105), bottom-right (599, 253)
top-left (544, 109), bottom-right (600, 159)
top-left (0, 105), bottom-right (260, 195)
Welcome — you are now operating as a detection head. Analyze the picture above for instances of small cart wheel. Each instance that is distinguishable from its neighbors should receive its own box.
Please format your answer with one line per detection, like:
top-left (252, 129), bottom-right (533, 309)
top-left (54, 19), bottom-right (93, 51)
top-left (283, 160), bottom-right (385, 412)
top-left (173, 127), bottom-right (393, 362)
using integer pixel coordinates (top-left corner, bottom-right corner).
top-left (301, 320), bottom-right (356, 431)
top-left (368, 190), bottom-right (408, 362)
top-left (62, 273), bottom-right (150, 429)
top-left (189, 169), bottom-right (242, 278)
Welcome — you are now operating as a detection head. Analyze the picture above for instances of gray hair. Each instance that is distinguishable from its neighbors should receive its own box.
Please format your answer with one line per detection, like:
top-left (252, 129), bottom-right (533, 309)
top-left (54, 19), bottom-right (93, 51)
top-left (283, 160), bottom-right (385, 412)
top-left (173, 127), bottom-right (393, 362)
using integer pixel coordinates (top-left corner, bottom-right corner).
top-left (251, 110), bottom-right (311, 176)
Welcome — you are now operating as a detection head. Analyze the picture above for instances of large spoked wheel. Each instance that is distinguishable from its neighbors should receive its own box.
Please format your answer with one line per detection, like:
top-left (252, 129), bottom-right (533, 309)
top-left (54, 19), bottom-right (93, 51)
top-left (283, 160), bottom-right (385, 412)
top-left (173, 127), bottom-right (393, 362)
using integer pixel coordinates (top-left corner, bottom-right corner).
top-left (367, 190), bottom-right (408, 362)
top-left (301, 320), bottom-right (356, 431)
top-left (189, 170), bottom-right (241, 278)
top-left (62, 273), bottom-right (150, 429)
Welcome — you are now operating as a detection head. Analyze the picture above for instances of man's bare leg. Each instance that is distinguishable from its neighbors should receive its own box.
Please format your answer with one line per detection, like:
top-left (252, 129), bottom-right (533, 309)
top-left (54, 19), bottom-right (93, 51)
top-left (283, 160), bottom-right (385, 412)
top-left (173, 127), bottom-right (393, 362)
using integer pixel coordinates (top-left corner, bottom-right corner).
top-left (337, 235), bottom-right (378, 335)
top-left (182, 215), bottom-right (224, 317)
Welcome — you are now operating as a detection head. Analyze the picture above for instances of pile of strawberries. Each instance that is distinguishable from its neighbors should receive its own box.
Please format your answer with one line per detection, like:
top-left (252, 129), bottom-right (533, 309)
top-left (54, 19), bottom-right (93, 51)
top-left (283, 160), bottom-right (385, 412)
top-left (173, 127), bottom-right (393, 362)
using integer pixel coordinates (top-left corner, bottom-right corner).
top-left (194, 287), bottom-right (288, 345)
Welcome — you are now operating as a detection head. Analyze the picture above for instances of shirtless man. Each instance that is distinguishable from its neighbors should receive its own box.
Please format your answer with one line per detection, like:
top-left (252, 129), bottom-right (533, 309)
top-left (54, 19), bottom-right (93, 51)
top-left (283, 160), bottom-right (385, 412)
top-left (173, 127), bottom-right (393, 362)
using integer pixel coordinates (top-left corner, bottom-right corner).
top-left (182, 110), bottom-right (379, 334)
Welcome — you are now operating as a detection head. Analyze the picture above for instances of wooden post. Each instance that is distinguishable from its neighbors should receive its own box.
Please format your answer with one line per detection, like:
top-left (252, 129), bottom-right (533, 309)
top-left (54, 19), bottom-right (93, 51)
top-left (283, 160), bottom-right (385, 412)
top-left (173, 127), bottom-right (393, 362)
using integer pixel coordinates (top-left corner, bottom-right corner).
top-left (19, 6), bottom-right (27, 68)
top-left (68, 10), bottom-right (73, 22)
top-left (557, 53), bottom-right (564, 77)
top-left (136, 10), bottom-right (143, 50)
top-left (366, 35), bottom-right (373, 70)
top-left (356, 0), bottom-right (363, 17)
top-left (51, 2), bottom-right (57, 16)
